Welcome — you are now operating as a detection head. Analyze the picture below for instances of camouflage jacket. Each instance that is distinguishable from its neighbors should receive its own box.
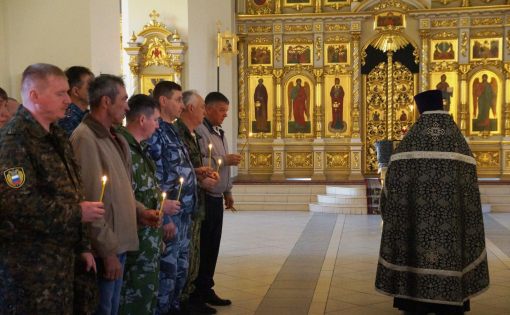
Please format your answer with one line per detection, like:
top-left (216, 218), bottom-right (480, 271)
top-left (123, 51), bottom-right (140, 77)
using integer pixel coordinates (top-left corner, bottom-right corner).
top-left (118, 127), bottom-right (160, 210)
top-left (57, 103), bottom-right (88, 137)
top-left (174, 119), bottom-right (206, 220)
top-left (146, 118), bottom-right (197, 223)
top-left (0, 106), bottom-right (87, 250)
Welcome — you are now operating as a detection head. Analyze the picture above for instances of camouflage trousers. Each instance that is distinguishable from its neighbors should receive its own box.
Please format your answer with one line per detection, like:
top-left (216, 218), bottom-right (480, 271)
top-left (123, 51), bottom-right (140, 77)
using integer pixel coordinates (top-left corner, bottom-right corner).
top-left (0, 246), bottom-right (75, 315)
top-left (119, 226), bottom-right (163, 315)
top-left (180, 216), bottom-right (203, 303)
top-left (156, 212), bottom-right (191, 315)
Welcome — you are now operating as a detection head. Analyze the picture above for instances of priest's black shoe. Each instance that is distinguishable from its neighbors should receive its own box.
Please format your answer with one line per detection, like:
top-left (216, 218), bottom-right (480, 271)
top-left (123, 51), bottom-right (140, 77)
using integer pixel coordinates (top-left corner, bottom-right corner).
top-left (189, 301), bottom-right (217, 314)
top-left (204, 291), bottom-right (231, 306)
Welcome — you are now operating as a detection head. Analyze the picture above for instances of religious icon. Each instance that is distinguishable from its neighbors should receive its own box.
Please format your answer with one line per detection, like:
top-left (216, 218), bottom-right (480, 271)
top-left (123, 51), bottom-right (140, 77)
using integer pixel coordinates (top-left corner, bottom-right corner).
top-left (399, 110), bottom-right (408, 122)
top-left (249, 45), bottom-right (272, 66)
top-left (287, 78), bottom-right (311, 133)
top-left (471, 39), bottom-right (501, 60)
top-left (326, 44), bottom-right (348, 64)
top-left (472, 73), bottom-right (498, 132)
top-left (375, 12), bottom-right (404, 29)
top-left (436, 74), bottom-right (453, 112)
top-left (329, 77), bottom-right (346, 131)
top-left (141, 75), bottom-right (174, 96)
top-left (433, 41), bottom-right (455, 60)
top-left (285, 44), bottom-right (312, 65)
top-left (253, 78), bottom-right (270, 132)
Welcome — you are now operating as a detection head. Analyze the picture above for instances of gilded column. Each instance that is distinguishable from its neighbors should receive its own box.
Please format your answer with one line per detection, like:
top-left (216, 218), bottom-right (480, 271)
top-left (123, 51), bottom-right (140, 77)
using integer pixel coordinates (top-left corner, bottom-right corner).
top-left (313, 69), bottom-right (324, 139)
top-left (504, 63), bottom-right (510, 136)
top-left (237, 38), bottom-right (249, 176)
top-left (275, 0), bottom-right (281, 14)
top-left (419, 29), bottom-right (430, 92)
top-left (351, 32), bottom-right (361, 138)
top-left (273, 69), bottom-right (284, 139)
top-left (458, 64), bottom-right (471, 135)
top-left (387, 51), bottom-right (394, 140)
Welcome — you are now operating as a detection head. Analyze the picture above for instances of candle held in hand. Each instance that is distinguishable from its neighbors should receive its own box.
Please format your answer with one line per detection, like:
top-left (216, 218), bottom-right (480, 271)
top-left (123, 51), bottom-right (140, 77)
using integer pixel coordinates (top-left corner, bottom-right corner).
top-left (208, 143), bottom-right (213, 168)
top-left (176, 177), bottom-right (184, 201)
top-left (99, 176), bottom-right (107, 202)
top-left (159, 192), bottom-right (166, 214)
top-left (216, 158), bottom-right (222, 172)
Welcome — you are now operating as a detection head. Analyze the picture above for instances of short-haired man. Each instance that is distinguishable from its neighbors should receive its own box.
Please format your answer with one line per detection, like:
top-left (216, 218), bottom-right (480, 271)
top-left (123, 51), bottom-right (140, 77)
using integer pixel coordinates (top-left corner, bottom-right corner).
top-left (145, 81), bottom-right (198, 314)
top-left (6, 97), bottom-right (21, 117)
top-left (71, 74), bottom-right (140, 315)
top-left (118, 94), bottom-right (180, 315)
top-left (194, 92), bottom-right (241, 307)
top-left (175, 90), bottom-right (218, 314)
top-left (0, 63), bottom-right (104, 314)
top-left (58, 66), bottom-right (94, 136)
top-left (0, 87), bottom-right (9, 128)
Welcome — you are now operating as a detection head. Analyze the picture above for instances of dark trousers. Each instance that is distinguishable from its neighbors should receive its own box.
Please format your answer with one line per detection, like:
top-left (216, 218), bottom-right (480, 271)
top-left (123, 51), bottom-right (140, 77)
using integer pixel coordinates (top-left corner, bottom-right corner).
top-left (194, 194), bottom-right (224, 297)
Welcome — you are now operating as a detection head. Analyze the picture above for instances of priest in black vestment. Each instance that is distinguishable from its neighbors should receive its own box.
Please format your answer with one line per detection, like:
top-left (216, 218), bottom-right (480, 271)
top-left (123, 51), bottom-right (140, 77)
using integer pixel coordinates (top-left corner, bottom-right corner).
top-left (375, 90), bottom-right (490, 315)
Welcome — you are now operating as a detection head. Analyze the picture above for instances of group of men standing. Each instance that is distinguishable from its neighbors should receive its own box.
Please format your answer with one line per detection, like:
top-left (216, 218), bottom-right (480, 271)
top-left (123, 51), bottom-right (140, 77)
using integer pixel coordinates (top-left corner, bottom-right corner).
top-left (0, 63), bottom-right (239, 315)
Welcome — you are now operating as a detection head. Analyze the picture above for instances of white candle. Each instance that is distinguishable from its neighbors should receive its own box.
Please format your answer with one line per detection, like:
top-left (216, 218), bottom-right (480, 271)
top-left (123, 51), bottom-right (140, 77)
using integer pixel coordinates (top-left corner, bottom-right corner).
top-left (99, 176), bottom-right (107, 202)
top-left (176, 177), bottom-right (184, 201)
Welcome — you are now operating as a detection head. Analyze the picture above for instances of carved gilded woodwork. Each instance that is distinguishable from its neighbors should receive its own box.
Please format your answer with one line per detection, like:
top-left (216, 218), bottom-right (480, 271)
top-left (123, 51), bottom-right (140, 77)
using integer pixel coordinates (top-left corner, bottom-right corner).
top-left (247, 0), bottom-right (274, 15)
top-left (472, 31), bottom-right (501, 38)
top-left (324, 24), bottom-right (350, 31)
top-left (248, 25), bottom-right (273, 33)
top-left (473, 151), bottom-right (500, 168)
top-left (471, 17), bottom-right (503, 26)
top-left (284, 24), bottom-right (313, 32)
top-left (326, 152), bottom-right (350, 169)
top-left (461, 32), bottom-right (468, 57)
top-left (506, 152), bottom-right (510, 168)
top-left (286, 152), bottom-right (313, 168)
top-left (431, 20), bottom-right (458, 28)
top-left (431, 31), bottom-right (457, 40)
top-left (249, 152), bottom-right (273, 168)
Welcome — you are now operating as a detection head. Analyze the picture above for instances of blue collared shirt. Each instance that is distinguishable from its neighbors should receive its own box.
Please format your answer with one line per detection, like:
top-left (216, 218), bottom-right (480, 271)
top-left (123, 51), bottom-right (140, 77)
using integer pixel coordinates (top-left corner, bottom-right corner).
top-left (58, 103), bottom-right (88, 137)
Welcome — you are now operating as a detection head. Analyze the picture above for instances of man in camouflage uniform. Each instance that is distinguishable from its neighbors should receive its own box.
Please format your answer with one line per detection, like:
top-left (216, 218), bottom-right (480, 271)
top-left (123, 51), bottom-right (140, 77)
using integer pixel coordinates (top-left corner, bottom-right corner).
top-left (0, 63), bottom-right (104, 314)
top-left (175, 91), bottom-right (218, 314)
top-left (146, 81), bottom-right (198, 315)
top-left (118, 94), bottom-right (181, 315)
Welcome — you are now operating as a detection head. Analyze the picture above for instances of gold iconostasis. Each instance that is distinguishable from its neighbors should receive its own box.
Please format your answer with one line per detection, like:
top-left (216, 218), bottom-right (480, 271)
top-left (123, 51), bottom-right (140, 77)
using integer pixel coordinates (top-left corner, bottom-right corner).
top-left (233, 0), bottom-right (510, 180)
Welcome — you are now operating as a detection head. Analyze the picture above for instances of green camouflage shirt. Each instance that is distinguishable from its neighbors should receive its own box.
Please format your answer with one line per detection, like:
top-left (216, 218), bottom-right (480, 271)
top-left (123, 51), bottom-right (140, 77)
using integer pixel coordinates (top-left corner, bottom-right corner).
top-left (174, 119), bottom-right (205, 220)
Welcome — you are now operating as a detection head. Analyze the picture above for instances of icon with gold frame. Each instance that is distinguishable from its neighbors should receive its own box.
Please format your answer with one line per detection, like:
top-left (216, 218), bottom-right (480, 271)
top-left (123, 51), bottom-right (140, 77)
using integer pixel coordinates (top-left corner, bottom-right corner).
top-left (469, 71), bottom-right (501, 134)
top-left (324, 75), bottom-right (351, 135)
top-left (218, 34), bottom-right (238, 55)
top-left (249, 75), bottom-right (273, 134)
top-left (430, 72), bottom-right (458, 121)
top-left (285, 75), bottom-right (314, 136)
top-left (470, 38), bottom-right (502, 60)
top-left (430, 39), bottom-right (458, 62)
top-left (248, 44), bottom-right (273, 66)
top-left (325, 43), bottom-right (350, 65)
top-left (374, 12), bottom-right (405, 30)
top-left (283, 0), bottom-right (313, 8)
top-left (284, 44), bottom-right (313, 65)
top-left (140, 74), bottom-right (175, 96)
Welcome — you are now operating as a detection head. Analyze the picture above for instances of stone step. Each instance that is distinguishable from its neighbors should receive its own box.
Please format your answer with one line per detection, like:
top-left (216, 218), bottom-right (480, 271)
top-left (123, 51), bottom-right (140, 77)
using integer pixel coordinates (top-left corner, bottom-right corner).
top-left (309, 203), bottom-right (367, 214)
top-left (235, 193), bottom-right (316, 203)
top-left (488, 204), bottom-right (510, 212)
top-left (481, 195), bottom-right (510, 204)
top-left (326, 185), bottom-right (366, 196)
top-left (479, 186), bottom-right (510, 195)
top-left (236, 202), bottom-right (309, 211)
top-left (317, 194), bottom-right (367, 205)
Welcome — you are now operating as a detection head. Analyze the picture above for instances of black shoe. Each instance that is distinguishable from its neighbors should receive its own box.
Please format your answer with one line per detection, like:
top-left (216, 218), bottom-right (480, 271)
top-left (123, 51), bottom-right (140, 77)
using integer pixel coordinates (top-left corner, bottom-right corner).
top-left (204, 291), bottom-right (231, 306)
top-left (189, 301), bottom-right (217, 314)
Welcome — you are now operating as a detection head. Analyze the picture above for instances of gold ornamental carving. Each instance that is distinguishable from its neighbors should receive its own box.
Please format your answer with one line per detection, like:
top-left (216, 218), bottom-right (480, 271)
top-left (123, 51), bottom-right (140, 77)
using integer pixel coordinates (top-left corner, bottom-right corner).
top-left (249, 153), bottom-right (273, 168)
top-left (274, 24), bottom-right (282, 32)
top-left (248, 25), bottom-right (272, 33)
top-left (472, 30), bottom-right (501, 38)
top-left (286, 152), bottom-right (313, 168)
top-left (274, 37), bottom-right (282, 62)
top-left (471, 59), bottom-right (502, 68)
top-left (506, 152), bottom-right (510, 168)
top-left (430, 62), bottom-right (458, 73)
top-left (325, 24), bottom-right (349, 32)
top-left (315, 152), bottom-right (322, 168)
top-left (431, 31), bottom-right (457, 40)
top-left (248, 37), bottom-right (272, 44)
top-left (248, 65), bottom-right (273, 75)
top-left (473, 151), bottom-right (500, 168)
top-left (247, 0), bottom-right (273, 15)
top-left (326, 0), bottom-right (351, 10)
top-left (286, 37), bottom-right (313, 44)
top-left (507, 30), bottom-right (510, 51)
top-left (325, 35), bottom-right (350, 43)
top-left (275, 152), bottom-right (282, 169)
top-left (315, 24), bottom-right (321, 32)
top-left (326, 152), bottom-right (350, 169)
top-left (504, 63), bottom-right (510, 79)
top-left (461, 32), bottom-right (468, 57)
top-left (238, 25), bottom-right (246, 33)
top-left (325, 65), bottom-right (350, 75)
top-left (315, 36), bottom-right (322, 61)
top-left (284, 24), bottom-right (313, 32)
top-left (471, 17), bottom-right (503, 26)
top-left (431, 20), bottom-right (458, 28)
top-left (238, 42), bottom-right (247, 136)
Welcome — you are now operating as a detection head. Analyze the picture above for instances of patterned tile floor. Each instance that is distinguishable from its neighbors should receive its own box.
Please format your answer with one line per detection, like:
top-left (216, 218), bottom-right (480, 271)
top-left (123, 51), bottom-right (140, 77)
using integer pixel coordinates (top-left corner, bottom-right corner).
top-left (209, 212), bottom-right (510, 315)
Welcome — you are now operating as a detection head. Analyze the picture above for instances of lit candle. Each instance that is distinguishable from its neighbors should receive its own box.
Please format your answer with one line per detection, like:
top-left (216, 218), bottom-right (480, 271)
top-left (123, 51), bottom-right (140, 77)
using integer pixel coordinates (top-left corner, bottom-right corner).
top-left (159, 192), bottom-right (166, 214)
top-left (216, 158), bottom-right (222, 173)
top-left (176, 177), bottom-right (184, 201)
top-left (208, 143), bottom-right (213, 168)
top-left (99, 175), bottom-right (107, 202)
top-left (239, 132), bottom-right (252, 155)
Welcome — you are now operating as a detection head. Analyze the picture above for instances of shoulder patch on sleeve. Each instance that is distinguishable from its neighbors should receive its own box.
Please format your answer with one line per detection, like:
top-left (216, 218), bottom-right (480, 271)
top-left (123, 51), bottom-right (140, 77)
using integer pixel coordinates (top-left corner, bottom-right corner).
top-left (4, 167), bottom-right (26, 189)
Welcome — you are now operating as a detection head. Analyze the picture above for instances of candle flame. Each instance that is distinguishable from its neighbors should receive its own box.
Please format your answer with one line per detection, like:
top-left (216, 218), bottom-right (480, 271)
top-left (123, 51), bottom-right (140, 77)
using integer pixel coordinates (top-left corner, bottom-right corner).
top-left (179, 177), bottom-right (184, 184)
top-left (218, 159), bottom-right (222, 165)
top-left (162, 192), bottom-right (167, 199)
top-left (102, 175), bottom-right (107, 183)
top-left (208, 143), bottom-right (212, 149)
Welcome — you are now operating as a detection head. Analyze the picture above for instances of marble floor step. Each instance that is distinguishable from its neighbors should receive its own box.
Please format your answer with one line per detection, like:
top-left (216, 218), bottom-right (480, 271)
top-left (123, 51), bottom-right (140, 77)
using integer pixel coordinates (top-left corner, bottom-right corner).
top-left (309, 202), bottom-right (367, 214)
top-left (317, 194), bottom-right (367, 205)
top-left (236, 201), bottom-right (309, 211)
top-left (326, 186), bottom-right (367, 196)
